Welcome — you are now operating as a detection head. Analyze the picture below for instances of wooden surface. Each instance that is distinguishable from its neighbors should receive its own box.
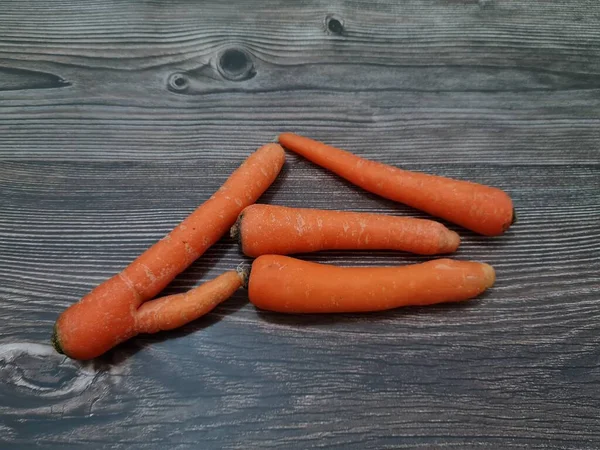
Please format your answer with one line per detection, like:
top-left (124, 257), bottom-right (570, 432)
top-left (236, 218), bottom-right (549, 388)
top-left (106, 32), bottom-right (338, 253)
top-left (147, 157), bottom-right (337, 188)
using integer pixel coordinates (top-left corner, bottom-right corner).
top-left (1, 0), bottom-right (599, 448)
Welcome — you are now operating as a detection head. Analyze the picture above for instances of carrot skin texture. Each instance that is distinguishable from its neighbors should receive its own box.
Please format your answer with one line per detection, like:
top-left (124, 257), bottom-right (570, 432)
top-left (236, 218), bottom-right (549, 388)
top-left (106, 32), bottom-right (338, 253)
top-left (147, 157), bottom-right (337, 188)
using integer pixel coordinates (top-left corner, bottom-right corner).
top-left (53, 144), bottom-right (285, 360)
top-left (136, 271), bottom-right (243, 334)
top-left (53, 274), bottom-right (139, 358)
top-left (235, 204), bottom-right (460, 257)
top-left (121, 143), bottom-right (285, 301)
top-left (278, 133), bottom-right (513, 236)
top-left (248, 255), bottom-right (495, 313)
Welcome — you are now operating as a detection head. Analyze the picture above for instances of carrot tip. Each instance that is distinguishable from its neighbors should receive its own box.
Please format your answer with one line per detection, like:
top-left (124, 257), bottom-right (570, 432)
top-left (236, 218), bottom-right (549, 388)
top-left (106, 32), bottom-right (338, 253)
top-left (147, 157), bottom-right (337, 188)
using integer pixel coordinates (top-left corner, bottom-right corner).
top-left (481, 263), bottom-right (496, 288)
top-left (500, 207), bottom-right (517, 234)
top-left (444, 230), bottom-right (461, 253)
top-left (51, 323), bottom-right (65, 355)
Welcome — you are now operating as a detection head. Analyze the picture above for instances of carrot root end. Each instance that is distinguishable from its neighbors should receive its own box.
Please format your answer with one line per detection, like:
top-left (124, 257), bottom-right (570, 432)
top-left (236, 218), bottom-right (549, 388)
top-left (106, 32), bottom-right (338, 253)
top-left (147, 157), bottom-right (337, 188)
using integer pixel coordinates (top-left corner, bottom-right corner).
top-left (443, 230), bottom-right (461, 253)
top-left (481, 263), bottom-right (496, 288)
top-left (499, 207), bottom-right (516, 234)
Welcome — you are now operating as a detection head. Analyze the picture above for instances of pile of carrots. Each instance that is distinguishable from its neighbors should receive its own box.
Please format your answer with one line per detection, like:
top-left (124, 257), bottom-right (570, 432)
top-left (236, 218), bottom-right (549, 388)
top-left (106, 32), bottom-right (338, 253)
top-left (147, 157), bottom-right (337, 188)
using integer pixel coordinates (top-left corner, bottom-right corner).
top-left (52, 134), bottom-right (513, 360)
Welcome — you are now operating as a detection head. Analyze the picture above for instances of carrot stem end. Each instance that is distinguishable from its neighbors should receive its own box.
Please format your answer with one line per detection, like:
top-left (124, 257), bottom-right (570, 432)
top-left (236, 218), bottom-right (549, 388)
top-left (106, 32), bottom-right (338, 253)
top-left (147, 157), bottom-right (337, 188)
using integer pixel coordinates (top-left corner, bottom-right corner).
top-left (51, 323), bottom-right (65, 355)
top-left (237, 263), bottom-right (250, 289)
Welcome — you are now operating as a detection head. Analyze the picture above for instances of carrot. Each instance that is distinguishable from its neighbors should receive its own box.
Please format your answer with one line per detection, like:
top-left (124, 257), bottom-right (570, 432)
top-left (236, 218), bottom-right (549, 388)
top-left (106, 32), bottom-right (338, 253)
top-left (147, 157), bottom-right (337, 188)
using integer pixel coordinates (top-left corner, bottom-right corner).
top-left (52, 270), bottom-right (244, 355)
top-left (136, 270), bottom-right (246, 334)
top-left (247, 255), bottom-right (495, 313)
top-left (232, 204), bottom-right (460, 257)
top-left (278, 133), bottom-right (514, 236)
top-left (52, 143), bottom-right (285, 360)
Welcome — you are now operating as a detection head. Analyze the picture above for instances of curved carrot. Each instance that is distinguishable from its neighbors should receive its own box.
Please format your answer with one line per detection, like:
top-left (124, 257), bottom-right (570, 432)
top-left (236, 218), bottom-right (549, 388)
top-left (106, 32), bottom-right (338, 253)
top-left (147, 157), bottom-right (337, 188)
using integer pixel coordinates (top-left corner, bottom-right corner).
top-left (278, 133), bottom-right (514, 236)
top-left (248, 255), bottom-right (495, 313)
top-left (232, 204), bottom-right (460, 257)
top-left (136, 270), bottom-right (245, 334)
top-left (52, 144), bottom-right (285, 360)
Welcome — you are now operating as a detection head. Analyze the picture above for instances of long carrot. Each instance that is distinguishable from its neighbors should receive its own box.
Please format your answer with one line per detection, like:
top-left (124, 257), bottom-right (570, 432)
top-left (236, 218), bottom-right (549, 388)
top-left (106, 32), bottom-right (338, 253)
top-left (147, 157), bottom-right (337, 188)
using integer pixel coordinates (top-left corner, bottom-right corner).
top-left (52, 143), bottom-right (285, 360)
top-left (232, 204), bottom-right (460, 257)
top-left (278, 133), bottom-right (514, 236)
top-left (247, 255), bottom-right (495, 313)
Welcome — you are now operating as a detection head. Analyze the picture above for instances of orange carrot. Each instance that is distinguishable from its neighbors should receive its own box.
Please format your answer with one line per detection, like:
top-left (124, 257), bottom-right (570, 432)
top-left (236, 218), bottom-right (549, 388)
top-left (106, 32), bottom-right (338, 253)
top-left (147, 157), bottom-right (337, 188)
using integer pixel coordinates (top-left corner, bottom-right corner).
top-left (279, 133), bottom-right (514, 236)
top-left (136, 270), bottom-right (245, 334)
top-left (248, 255), bottom-right (495, 313)
top-left (52, 270), bottom-right (244, 355)
top-left (232, 204), bottom-right (460, 257)
top-left (52, 143), bottom-right (285, 360)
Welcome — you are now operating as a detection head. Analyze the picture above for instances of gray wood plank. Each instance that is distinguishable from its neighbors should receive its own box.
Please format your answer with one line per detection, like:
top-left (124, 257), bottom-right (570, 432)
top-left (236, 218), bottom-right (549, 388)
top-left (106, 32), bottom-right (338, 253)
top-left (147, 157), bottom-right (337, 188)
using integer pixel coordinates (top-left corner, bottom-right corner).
top-left (0, 0), bottom-right (599, 163)
top-left (0, 0), bottom-right (599, 448)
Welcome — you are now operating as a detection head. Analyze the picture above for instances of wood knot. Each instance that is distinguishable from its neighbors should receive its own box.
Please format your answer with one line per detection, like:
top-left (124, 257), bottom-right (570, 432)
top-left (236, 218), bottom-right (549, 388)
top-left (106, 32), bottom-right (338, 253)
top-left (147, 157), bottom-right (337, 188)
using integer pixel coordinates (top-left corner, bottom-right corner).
top-left (325, 14), bottom-right (344, 35)
top-left (217, 48), bottom-right (256, 81)
top-left (0, 66), bottom-right (71, 92)
top-left (168, 72), bottom-right (189, 92)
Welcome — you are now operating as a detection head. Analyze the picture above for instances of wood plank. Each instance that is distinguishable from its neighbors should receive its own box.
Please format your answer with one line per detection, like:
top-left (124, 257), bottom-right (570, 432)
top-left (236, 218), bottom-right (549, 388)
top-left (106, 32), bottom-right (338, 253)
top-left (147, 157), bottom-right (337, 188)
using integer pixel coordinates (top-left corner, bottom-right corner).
top-left (0, 0), bottom-right (599, 162)
top-left (0, 0), bottom-right (599, 448)
top-left (0, 89), bottom-right (598, 163)
top-left (1, 158), bottom-right (599, 448)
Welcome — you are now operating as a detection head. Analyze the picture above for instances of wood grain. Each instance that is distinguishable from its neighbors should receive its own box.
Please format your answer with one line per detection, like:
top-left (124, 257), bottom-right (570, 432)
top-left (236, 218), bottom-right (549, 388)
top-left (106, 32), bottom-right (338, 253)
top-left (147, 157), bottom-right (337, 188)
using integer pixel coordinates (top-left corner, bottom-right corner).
top-left (1, 0), bottom-right (599, 448)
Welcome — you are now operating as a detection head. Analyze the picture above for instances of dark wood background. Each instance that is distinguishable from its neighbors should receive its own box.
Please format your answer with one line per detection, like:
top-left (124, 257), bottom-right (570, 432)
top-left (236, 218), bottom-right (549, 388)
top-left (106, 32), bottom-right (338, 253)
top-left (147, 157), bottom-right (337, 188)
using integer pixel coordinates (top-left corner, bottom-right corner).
top-left (1, 1), bottom-right (599, 448)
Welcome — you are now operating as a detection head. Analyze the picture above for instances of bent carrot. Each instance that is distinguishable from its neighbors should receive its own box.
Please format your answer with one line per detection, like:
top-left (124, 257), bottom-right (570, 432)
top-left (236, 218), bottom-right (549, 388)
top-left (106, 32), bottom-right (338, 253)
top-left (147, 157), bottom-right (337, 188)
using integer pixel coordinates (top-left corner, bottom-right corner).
top-left (52, 270), bottom-right (244, 355)
top-left (248, 255), bottom-right (495, 313)
top-left (52, 143), bottom-right (285, 360)
top-left (136, 270), bottom-right (245, 334)
top-left (278, 133), bottom-right (514, 236)
top-left (232, 204), bottom-right (460, 257)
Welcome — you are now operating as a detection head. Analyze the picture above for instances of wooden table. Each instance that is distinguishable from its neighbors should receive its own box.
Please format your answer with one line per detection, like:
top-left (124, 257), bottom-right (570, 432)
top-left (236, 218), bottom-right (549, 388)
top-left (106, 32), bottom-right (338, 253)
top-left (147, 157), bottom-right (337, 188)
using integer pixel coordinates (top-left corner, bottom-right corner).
top-left (1, 1), bottom-right (599, 448)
